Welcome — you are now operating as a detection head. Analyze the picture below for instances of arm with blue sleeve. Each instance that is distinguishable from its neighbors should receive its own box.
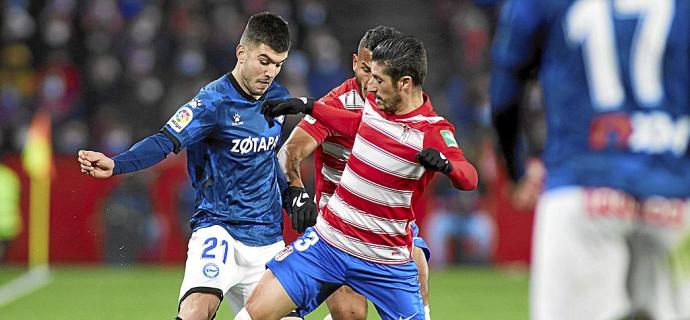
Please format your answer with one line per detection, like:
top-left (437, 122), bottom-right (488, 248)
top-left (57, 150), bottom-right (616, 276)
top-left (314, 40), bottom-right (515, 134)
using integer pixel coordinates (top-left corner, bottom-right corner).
top-left (112, 132), bottom-right (175, 175)
top-left (113, 88), bottom-right (219, 175)
top-left (490, 0), bottom-right (544, 181)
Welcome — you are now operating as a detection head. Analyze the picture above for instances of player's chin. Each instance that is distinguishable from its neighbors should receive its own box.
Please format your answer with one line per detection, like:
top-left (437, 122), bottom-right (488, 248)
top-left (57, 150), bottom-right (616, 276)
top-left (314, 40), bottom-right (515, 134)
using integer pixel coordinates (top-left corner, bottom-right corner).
top-left (254, 82), bottom-right (270, 93)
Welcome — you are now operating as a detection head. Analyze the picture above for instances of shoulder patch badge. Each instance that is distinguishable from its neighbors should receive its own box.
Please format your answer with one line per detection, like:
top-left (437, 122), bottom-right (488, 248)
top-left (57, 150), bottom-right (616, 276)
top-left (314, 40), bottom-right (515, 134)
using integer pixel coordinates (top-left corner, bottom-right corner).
top-left (440, 130), bottom-right (458, 148)
top-left (167, 107), bottom-right (194, 133)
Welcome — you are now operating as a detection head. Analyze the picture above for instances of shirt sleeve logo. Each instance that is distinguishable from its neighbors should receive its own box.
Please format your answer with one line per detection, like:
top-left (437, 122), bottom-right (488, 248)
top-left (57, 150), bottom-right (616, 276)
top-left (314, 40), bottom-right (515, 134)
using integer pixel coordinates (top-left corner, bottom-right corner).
top-left (167, 107), bottom-right (194, 133)
top-left (304, 115), bottom-right (317, 125)
top-left (440, 130), bottom-right (458, 148)
top-left (189, 98), bottom-right (203, 108)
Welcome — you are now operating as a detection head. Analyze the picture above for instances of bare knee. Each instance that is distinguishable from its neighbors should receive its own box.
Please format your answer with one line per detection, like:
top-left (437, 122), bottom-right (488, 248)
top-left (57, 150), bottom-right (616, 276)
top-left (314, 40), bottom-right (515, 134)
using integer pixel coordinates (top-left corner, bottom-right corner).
top-left (178, 292), bottom-right (221, 320)
top-left (326, 286), bottom-right (367, 320)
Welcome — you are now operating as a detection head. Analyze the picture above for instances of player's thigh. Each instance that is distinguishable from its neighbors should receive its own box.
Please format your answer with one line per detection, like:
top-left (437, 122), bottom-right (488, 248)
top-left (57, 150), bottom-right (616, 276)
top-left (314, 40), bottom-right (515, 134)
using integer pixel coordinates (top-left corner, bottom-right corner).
top-left (531, 187), bottom-right (633, 320)
top-left (179, 225), bottom-right (240, 306)
top-left (411, 246), bottom-right (429, 299)
top-left (244, 269), bottom-right (299, 320)
top-left (347, 259), bottom-right (423, 320)
top-left (325, 285), bottom-right (368, 320)
top-left (266, 228), bottom-right (345, 317)
top-left (225, 240), bottom-right (287, 315)
top-left (630, 197), bottom-right (690, 319)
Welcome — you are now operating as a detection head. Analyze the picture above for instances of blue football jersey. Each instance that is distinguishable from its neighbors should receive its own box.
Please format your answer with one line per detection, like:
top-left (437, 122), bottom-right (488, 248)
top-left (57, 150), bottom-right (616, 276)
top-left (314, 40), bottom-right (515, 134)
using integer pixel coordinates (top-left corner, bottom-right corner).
top-left (162, 74), bottom-right (290, 246)
top-left (492, 0), bottom-right (690, 198)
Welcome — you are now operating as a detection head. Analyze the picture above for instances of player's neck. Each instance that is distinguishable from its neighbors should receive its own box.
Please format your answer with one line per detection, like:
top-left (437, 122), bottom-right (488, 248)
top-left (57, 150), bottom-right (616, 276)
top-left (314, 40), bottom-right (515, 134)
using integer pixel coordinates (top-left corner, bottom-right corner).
top-left (230, 69), bottom-right (262, 100)
top-left (394, 90), bottom-right (425, 115)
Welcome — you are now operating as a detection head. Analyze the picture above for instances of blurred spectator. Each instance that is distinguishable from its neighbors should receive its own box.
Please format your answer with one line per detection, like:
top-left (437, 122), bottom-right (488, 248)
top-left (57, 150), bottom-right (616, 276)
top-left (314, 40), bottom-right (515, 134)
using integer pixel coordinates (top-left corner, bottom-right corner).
top-left (426, 187), bottom-right (495, 267)
top-left (306, 29), bottom-right (347, 97)
top-left (0, 148), bottom-right (22, 262)
top-left (1, 43), bottom-right (34, 131)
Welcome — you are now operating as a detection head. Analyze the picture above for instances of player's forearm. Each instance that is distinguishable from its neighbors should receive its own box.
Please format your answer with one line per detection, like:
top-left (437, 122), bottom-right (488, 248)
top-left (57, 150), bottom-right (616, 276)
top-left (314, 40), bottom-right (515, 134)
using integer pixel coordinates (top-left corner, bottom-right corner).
top-left (278, 128), bottom-right (320, 187)
top-left (310, 101), bottom-right (360, 138)
top-left (447, 159), bottom-right (479, 191)
top-left (277, 146), bottom-right (305, 188)
top-left (492, 99), bottom-right (523, 182)
top-left (112, 132), bottom-right (174, 175)
top-left (491, 66), bottom-right (529, 182)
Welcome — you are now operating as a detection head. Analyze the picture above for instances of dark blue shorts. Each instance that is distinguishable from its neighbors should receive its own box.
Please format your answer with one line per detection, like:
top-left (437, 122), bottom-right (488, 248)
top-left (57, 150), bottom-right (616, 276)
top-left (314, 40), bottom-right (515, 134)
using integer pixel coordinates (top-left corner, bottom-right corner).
top-left (266, 228), bottom-right (424, 320)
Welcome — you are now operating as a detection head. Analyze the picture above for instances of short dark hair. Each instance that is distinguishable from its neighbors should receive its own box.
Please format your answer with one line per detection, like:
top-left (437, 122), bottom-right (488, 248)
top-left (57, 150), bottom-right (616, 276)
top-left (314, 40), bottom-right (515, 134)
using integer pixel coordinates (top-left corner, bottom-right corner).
top-left (240, 12), bottom-right (291, 53)
top-left (358, 25), bottom-right (403, 52)
top-left (372, 36), bottom-right (427, 86)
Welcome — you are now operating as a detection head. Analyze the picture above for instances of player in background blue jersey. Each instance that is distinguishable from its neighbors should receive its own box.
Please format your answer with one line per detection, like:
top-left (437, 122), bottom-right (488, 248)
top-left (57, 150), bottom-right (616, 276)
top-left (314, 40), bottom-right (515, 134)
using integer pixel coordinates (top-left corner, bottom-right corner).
top-left (491, 0), bottom-right (690, 319)
top-left (78, 12), bottom-right (298, 320)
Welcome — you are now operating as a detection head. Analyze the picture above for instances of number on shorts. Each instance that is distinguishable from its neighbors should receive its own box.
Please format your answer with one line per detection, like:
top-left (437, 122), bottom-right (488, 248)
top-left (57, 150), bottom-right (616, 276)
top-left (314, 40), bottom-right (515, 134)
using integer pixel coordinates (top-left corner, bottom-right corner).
top-left (201, 237), bottom-right (229, 263)
top-left (294, 231), bottom-right (319, 252)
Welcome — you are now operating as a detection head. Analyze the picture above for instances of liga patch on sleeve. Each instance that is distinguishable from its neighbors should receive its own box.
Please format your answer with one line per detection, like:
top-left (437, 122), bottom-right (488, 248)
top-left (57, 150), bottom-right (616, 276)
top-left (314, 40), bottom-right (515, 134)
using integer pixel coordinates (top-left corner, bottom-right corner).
top-left (167, 107), bottom-right (193, 133)
top-left (440, 130), bottom-right (458, 147)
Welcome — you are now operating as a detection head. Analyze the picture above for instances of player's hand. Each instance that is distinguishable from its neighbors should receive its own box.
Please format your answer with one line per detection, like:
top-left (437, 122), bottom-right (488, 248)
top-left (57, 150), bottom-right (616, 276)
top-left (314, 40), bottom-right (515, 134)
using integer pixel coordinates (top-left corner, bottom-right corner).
top-left (511, 158), bottom-right (545, 210)
top-left (78, 150), bottom-right (115, 179)
top-left (284, 186), bottom-right (317, 233)
top-left (261, 97), bottom-right (314, 127)
top-left (416, 148), bottom-right (452, 174)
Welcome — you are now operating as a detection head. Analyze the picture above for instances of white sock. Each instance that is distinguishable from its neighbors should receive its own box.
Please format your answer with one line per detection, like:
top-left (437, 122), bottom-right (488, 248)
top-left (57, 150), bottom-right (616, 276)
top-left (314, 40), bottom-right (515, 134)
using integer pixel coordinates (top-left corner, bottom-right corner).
top-left (235, 308), bottom-right (253, 320)
top-left (323, 314), bottom-right (333, 320)
top-left (424, 305), bottom-right (430, 319)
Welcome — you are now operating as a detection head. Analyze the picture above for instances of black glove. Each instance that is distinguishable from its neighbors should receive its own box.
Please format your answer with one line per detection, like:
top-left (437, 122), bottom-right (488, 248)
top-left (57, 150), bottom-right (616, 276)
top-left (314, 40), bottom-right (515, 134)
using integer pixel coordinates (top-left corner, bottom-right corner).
top-left (284, 186), bottom-right (317, 233)
top-left (262, 97), bottom-right (314, 127)
top-left (416, 148), bottom-right (452, 174)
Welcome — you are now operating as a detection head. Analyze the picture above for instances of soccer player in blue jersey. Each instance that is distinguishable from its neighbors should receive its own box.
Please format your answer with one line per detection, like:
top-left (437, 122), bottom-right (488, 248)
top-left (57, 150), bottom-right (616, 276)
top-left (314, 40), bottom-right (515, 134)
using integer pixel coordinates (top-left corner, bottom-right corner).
top-left (491, 1), bottom-right (690, 319)
top-left (78, 12), bottom-right (295, 320)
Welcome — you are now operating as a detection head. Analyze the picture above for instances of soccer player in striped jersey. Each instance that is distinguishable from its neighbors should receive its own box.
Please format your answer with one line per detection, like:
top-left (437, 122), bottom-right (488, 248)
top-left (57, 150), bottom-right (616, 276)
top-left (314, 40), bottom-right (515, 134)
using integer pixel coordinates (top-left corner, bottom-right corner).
top-left (277, 26), bottom-right (432, 320)
top-left (235, 36), bottom-right (478, 320)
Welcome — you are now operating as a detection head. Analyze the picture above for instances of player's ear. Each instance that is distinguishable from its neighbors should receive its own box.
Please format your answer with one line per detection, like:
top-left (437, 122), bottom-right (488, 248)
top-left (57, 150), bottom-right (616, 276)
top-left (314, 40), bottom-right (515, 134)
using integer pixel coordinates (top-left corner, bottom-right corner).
top-left (352, 53), bottom-right (358, 73)
top-left (236, 43), bottom-right (247, 63)
top-left (399, 76), bottom-right (413, 91)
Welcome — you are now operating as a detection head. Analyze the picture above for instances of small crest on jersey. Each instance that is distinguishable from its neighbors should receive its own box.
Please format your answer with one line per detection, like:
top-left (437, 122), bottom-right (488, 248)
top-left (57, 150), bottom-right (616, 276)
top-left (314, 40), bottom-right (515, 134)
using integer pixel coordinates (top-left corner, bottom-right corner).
top-left (304, 115), bottom-right (317, 125)
top-left (189, 98), bottom-right (203, 108)
top-left (440, 130), bottom-right (458, 148)
top-left (338, 90), bottom-right (365, 109)
top-left (167, 107), bottom-right (193, 133)
top-left (232, 112), bottom-right (244, 126)
top-left (202, 263), bottom-right (220, 278)
top-left (274, 245), bottom-right (293, 262)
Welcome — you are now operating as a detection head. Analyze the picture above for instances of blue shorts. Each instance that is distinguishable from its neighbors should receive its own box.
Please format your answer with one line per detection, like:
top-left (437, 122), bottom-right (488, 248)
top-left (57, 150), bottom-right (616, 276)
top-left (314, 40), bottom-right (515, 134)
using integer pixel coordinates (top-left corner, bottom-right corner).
top-left (267, 228), bottom-right (424, 320)
top-left (411, 222), bottom-right (431, 261)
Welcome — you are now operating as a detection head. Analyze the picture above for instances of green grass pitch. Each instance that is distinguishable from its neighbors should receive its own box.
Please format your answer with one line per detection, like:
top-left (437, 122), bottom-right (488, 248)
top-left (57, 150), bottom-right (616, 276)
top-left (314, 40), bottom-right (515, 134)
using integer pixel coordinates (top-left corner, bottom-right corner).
top-left (0, 266), bottom-right (528, 319)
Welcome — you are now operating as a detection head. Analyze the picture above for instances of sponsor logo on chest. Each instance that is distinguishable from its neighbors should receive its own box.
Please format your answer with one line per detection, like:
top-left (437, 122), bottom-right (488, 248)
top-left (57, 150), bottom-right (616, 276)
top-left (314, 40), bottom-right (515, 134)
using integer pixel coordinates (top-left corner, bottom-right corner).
top-left (230, 134), bottom-right (280, 154)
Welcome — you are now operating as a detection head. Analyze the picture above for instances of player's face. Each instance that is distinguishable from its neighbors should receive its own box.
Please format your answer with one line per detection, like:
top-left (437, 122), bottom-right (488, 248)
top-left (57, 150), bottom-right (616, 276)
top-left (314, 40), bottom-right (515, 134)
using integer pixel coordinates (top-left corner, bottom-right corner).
top-left (367, 61), bottom-right (402, 114)
top-left (237, 42), bottom-right (288, 97)
top-left (352, 48), bottom-right (373, 97)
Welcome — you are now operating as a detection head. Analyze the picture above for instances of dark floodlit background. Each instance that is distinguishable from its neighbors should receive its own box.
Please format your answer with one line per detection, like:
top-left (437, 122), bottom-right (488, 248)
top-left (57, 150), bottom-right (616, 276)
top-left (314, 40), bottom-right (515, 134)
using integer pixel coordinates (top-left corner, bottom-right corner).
top-left (0, 1), bottom-right (539, 319)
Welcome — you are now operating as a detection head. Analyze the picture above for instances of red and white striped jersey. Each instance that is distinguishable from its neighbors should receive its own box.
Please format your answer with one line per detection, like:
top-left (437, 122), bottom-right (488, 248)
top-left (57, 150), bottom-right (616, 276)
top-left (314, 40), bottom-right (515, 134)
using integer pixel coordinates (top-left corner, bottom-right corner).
top-left (310, 94), bottom-right (478, 264)
top-left (297, 77), bottom-right (365, 209)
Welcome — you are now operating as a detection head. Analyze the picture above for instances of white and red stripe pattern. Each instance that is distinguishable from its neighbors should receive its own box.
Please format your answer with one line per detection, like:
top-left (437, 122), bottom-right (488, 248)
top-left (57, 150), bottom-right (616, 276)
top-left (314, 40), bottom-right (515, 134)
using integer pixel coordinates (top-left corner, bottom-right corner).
top-left (314, 97), bottom-right (458, 264)
top-left (297, 78), bottom-right (366, 209)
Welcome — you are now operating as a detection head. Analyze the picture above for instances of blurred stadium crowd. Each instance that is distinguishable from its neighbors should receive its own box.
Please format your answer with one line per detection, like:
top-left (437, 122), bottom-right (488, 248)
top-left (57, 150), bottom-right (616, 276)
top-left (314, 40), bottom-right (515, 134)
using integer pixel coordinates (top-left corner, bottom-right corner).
top-left (2, 0), bottom-right (534, 266)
